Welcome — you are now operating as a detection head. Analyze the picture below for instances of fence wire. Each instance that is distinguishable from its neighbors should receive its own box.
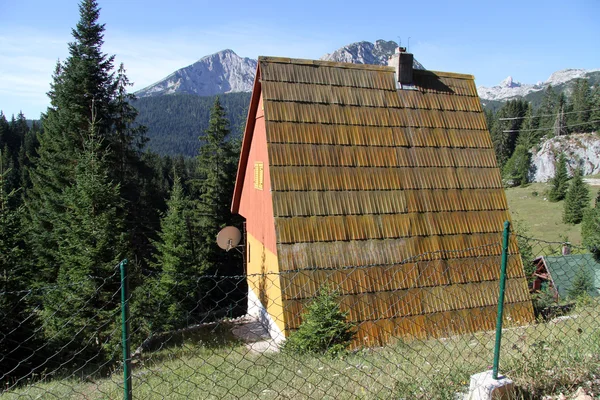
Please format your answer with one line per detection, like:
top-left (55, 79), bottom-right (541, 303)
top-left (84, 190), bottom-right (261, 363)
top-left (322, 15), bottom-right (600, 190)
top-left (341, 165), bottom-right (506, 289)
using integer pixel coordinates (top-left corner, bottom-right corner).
top-left (1, 235), bottom-right (600, 399)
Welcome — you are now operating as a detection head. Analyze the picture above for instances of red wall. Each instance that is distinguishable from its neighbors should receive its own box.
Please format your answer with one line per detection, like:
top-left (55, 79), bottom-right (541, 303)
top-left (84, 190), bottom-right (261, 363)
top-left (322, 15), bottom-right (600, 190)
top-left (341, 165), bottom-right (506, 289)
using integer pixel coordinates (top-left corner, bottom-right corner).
top-left (238, 94), bottom-right (278, 256)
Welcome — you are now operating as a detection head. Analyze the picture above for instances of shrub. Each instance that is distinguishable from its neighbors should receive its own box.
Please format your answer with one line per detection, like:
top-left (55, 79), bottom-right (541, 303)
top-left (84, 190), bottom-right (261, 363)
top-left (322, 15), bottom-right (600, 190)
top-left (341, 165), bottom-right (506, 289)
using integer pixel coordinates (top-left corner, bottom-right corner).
top-left (549, 154), bottom-right (569, 202)
top-left (581, 190), bottom-right (600, 259)
top-left (532, 287), bottom-right (557, 317)
top-left (567, 265), bottom-right (594, 300)
top-left (283, 285), bottom-right (355, 356)
top-left (563, 169), bottom-right (590, 224)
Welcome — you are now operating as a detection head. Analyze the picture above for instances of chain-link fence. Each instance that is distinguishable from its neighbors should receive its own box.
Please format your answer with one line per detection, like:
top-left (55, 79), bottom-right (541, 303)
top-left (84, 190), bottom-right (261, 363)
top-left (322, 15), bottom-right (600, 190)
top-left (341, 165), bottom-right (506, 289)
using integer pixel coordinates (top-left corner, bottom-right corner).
top-left (2, 230), bottom-right (600, 399)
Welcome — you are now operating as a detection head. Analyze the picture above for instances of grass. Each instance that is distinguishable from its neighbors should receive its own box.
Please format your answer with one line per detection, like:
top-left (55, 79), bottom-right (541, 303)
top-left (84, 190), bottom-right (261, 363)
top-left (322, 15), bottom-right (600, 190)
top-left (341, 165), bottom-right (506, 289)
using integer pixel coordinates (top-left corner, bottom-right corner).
top-left (3, 300), bottom-right (600, 399)
top-left (505, 182), bottom-right (599, 245)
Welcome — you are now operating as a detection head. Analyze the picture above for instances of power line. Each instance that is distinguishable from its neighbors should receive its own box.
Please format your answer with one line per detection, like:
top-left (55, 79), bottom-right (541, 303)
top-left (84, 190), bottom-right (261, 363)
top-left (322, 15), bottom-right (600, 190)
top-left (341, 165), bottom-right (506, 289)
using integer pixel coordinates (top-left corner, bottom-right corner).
top-left (503, 119), bottom-right (600, 133)
top-left (498, 107), bottom-right (600, 121)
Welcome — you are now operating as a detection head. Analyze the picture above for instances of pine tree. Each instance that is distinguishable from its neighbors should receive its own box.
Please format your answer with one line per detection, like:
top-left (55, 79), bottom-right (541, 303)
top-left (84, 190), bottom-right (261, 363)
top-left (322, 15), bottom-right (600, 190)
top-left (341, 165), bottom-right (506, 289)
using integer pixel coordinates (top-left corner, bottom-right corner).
top-left (25, 0), bottom-right (118, 281)
top-left (0, 112), bottom-right (8, 148)
top-left (537, 85), bottom-right (558, 136)
top-left (569, 79), bottom-right (591, 132)
top-left (10, 112), bottom-right (29, 150)
top-left (24, 0), bottom-right (151, 283)
top-left (284, 286), bottom-right (355, 356)
top-left (110, 62), bottom-right (157, 275)
top-left (17, 121), bottom-right (40, 193)
top-left (42, 119), bottom-right (126, 363)
top-left (591, 85), bottom-right (600, 132)
top-left (112, 63), bottom-right (148, 177)
top-left (502, 144), bottom-right (531, 187)
top-left (549, 154), bottom-right (569, 202)
top-left (195, 97), bottom-right (239, 275)
top-left (516, 103), bottom-right (539, 150)
top-left (567, 266), bottom-right (593, 300)
top-left (490, 100), bottom-right (527, 168)
top-left (0, 113), bottom-right (27, 197)
top-left (563, 169), bottom-right (591, 224)
top-left (0, 149), bottom-right (40, 381)
top-left (151, 174), bottom-right (203, 330)
top-left (582, 189), bottom-right (600, 259)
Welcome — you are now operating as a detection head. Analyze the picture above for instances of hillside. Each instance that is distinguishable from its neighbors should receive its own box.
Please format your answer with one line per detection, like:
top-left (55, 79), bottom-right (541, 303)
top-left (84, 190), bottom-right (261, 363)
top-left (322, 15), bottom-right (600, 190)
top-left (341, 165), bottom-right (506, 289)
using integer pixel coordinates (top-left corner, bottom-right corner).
top-left (134, 92), bottom-right (250, 156)
top-left (506, 181), bottom-right (599, 244)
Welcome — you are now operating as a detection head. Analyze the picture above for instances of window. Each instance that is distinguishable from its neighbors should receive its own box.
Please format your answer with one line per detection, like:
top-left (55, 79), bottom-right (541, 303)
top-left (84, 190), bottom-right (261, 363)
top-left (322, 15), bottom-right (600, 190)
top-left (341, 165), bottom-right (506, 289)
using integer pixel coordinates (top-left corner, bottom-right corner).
top-left (254, 161), bottom-right (264, 190)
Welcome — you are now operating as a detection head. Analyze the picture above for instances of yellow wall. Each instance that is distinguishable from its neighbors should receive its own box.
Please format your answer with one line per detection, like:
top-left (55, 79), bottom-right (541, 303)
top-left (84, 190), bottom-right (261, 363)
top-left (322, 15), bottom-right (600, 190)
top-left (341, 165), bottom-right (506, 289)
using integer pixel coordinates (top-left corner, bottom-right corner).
top-left (246, 233), bottom-right (286, 334)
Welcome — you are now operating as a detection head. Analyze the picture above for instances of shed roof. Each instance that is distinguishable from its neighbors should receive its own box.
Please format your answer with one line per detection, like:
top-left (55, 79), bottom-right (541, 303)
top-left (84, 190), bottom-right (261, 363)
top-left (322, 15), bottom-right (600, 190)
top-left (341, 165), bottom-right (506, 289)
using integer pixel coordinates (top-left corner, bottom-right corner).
top-left (543, 254), bottom-right (600, 298)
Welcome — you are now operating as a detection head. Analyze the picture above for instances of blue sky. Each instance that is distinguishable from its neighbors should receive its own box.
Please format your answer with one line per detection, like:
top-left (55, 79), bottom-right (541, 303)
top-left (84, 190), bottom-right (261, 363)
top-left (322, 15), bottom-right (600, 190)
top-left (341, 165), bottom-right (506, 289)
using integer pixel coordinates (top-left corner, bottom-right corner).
top-left (1, 0), bottom-right (599, 118)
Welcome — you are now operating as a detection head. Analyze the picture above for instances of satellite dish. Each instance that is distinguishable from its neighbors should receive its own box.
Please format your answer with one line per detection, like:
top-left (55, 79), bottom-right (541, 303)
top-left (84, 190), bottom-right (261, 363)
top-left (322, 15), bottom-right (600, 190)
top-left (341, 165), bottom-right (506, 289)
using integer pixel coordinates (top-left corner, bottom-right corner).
top-left (216, 226), bottom-right (242, 251)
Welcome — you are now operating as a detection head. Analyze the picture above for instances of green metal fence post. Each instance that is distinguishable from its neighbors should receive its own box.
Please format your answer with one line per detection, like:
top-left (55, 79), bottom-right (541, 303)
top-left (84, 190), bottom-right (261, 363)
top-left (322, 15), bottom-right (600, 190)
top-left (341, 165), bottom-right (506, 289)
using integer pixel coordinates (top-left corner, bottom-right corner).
top-left (492, 221), bottom-right (511, 380)
top-left (119, 259), bottom-right (132, 400)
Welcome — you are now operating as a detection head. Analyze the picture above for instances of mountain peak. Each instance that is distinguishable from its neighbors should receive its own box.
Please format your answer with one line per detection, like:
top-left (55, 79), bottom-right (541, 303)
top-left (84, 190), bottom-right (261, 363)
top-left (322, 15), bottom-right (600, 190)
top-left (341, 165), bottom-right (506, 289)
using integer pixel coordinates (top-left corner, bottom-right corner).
top-left (136, 49), bottom-right (257, 98)
top-left (500, 76), bottom-right (520, 88)
top-left (320, 39), bottom-right (424, 69)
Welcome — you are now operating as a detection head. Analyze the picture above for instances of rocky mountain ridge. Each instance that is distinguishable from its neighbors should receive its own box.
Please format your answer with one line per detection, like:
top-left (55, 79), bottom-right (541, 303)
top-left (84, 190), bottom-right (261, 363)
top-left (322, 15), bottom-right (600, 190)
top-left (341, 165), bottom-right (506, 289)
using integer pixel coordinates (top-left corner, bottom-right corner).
top-left (319, 40), bottom-right (424, 69)
top-left (136, 40), bottom-right (423, 98)
top-left (138, 40), bottom-right (598, 104)
top-left (136, 49), bottom-right (257, 98)
top-left (477, 69), bottom-right (600, 102)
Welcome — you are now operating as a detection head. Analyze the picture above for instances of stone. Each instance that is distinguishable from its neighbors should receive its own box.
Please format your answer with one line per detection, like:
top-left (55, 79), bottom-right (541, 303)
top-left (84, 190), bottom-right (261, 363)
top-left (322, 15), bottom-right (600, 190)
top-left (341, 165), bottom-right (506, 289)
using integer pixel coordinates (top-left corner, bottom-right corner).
top-left (530, 133), bottom-right (600, 183)
top-left (466, 371), bottom-right (515, 400)
top-left (573, 387), bottom-right (593, 400)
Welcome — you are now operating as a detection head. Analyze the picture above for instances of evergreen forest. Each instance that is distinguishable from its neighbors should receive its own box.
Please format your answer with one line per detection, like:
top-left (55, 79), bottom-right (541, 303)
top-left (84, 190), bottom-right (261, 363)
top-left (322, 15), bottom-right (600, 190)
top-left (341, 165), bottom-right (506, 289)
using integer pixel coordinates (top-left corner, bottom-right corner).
top-left (0, 0), bottom-right (243, 383)
top-left (134, 92), bottom-right (250, 157)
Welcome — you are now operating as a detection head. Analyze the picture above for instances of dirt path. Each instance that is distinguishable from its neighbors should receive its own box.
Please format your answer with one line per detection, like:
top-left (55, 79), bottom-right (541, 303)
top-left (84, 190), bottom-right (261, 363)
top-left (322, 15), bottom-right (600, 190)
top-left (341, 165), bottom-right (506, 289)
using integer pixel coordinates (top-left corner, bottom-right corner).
top-left (230, 316), bottom-right (280, 353)
top-left (584, 178), bottom-right (600, 186)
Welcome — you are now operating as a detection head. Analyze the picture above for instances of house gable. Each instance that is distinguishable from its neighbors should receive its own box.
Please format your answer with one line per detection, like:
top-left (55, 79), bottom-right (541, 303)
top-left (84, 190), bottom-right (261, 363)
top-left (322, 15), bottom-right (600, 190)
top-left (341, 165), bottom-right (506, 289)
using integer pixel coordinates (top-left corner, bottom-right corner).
top-left (232, 68), bottom-right (283, 337)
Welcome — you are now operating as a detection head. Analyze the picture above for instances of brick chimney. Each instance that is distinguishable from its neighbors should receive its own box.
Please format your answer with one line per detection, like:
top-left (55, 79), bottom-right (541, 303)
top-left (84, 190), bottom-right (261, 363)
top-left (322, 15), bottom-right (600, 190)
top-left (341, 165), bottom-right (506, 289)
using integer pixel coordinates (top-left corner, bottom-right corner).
top-left (388, 47), bottom-right (413, 85)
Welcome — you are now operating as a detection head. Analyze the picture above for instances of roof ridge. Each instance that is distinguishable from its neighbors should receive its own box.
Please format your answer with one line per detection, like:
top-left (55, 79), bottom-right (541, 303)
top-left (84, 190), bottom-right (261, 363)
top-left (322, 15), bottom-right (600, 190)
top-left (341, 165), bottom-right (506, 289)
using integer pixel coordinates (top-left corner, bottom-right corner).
top-left (415, 69), bottom-right (475, 81)
top-left (258, 56), bottom-right (394, 72)
top-left (258, 56), bottom-right (475, 80)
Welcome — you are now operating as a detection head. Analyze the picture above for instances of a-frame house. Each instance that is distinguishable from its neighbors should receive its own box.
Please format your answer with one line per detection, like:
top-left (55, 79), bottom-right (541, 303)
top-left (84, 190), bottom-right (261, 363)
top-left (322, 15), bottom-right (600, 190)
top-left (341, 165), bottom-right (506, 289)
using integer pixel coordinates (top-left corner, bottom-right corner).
top-left (231, 51), bottom-right (534, 345)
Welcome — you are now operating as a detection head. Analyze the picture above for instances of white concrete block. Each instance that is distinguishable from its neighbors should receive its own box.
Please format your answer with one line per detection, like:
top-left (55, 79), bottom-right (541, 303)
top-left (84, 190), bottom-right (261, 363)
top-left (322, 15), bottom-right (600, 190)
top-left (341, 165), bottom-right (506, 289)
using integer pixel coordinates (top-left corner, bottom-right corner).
top-left (466, 370), bottom-right (515, 400)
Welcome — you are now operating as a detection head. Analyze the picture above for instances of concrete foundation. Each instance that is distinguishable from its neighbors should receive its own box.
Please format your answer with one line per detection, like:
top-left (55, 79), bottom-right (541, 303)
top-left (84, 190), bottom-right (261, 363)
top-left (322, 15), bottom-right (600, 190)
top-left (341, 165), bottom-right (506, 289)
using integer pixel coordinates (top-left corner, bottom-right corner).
top-left (466, 371), bottom-right (515, 400)
top-left (247, 287), bottom-right (285, 344)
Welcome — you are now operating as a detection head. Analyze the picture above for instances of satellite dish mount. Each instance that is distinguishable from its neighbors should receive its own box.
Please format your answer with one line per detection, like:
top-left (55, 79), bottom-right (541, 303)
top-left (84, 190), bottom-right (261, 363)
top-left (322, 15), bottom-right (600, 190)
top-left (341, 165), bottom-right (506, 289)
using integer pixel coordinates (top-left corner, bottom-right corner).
top-left (216, 226), bottom-right (243, 253)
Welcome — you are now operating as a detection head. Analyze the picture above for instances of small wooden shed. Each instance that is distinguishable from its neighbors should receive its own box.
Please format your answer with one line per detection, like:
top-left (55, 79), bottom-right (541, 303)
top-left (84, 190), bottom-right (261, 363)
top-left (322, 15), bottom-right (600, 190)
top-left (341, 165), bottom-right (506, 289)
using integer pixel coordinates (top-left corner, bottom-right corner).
top-left (231, 55), bottom-right (534, 345)
top-left (532, 254), bottom-right (600, 299)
